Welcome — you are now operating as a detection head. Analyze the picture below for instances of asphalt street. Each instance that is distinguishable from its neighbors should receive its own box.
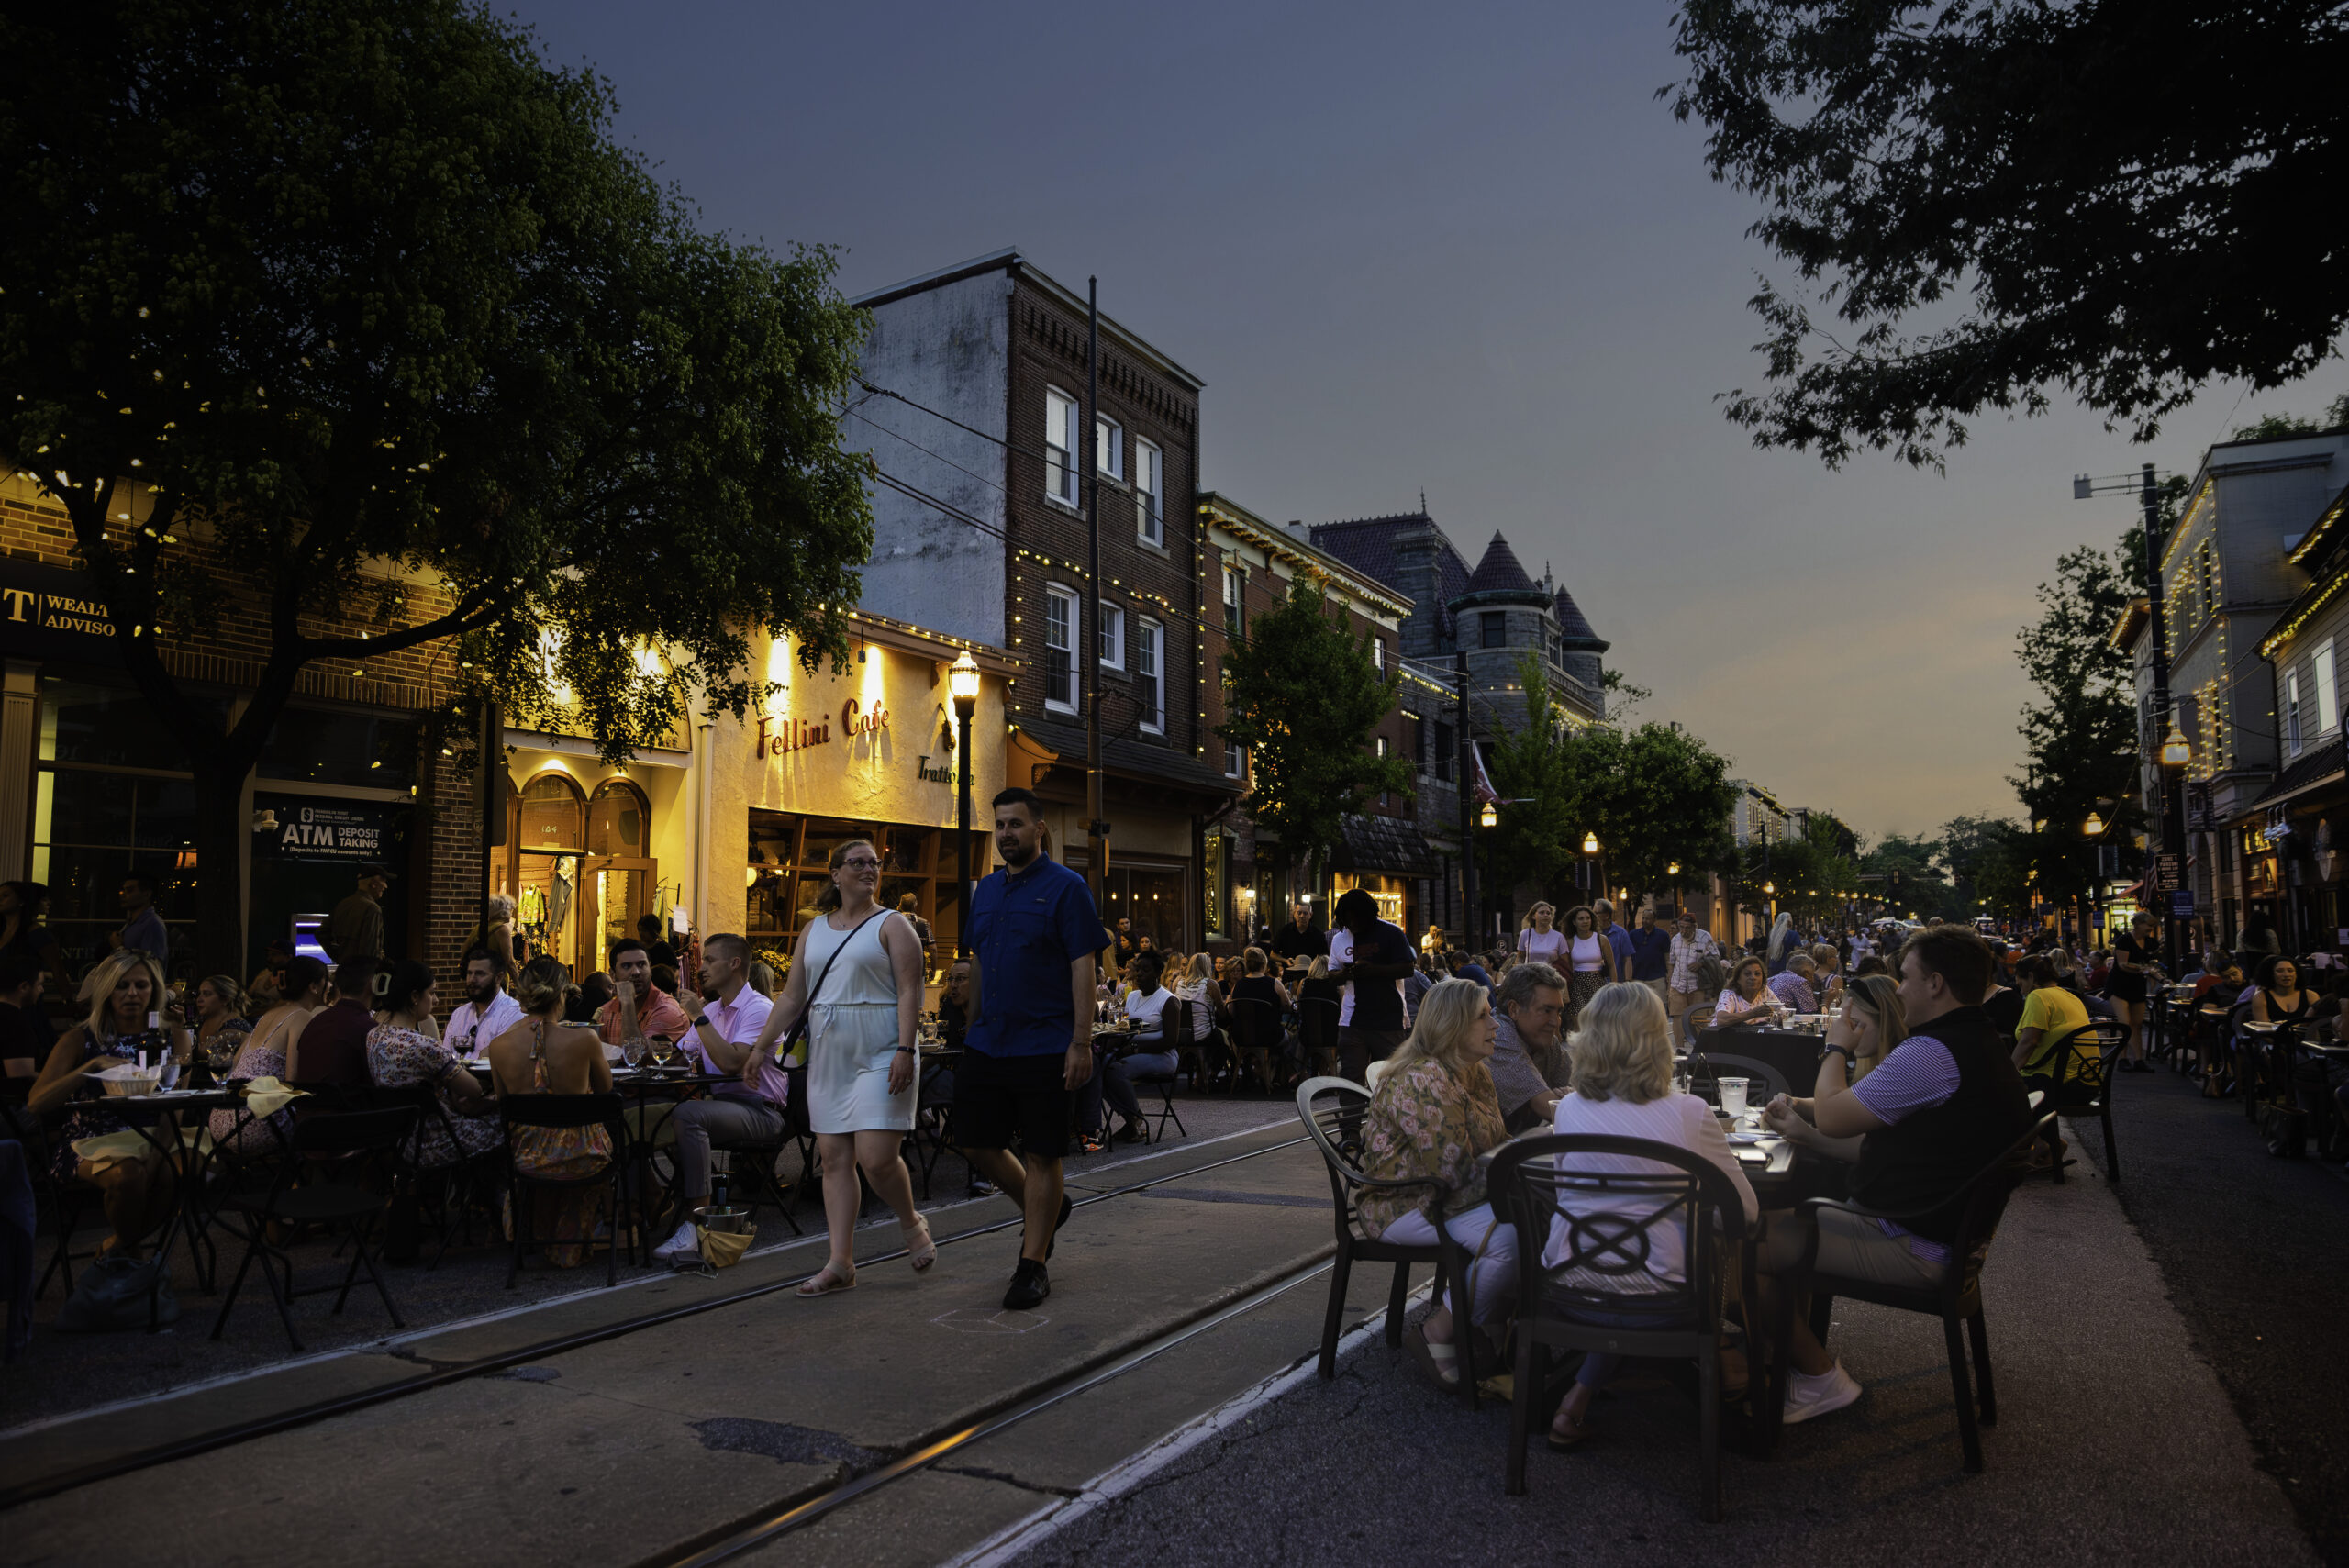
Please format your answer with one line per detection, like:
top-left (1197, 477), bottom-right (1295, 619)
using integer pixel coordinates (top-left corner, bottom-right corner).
top-left (988, 1077), bottom-right (2333, 1568)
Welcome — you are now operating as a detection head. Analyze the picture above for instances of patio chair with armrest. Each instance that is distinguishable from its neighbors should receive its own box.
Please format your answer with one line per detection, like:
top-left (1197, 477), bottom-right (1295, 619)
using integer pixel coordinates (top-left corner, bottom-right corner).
top-left (1776, 1110), bottom-right (2059, 1473)
top-left (1294, 1077), bottom-right (1472, 1408)
top-left (1487, 1134), bottom-right (1760, 1519)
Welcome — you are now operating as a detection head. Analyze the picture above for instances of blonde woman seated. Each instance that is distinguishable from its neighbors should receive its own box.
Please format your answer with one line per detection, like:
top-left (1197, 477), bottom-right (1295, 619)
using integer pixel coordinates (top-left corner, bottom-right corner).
top-left (1355, 977), bottom-right (1517, 1388)
top-left (1839, 973), bottom-right (1905, 1080)
top-left (1709, 955), bottom-right (1778, 1028)
top-left (1545, 983), bottom-right (1758, 1446)
top-left (486, 956), bottom-right (615, 1268)
top-left (27, 950), bottom-right (194, 1260)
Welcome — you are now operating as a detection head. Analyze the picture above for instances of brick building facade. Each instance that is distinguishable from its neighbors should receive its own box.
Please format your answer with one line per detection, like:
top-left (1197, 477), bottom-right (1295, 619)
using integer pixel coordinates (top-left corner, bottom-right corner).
top-left (850, 250), bottom-right (1236, 952)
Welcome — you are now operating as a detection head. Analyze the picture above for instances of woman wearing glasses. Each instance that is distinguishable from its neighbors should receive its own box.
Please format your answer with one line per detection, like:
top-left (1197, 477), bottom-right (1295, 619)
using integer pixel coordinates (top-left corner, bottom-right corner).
top-left (754, 838), bottom-right (931, 1296)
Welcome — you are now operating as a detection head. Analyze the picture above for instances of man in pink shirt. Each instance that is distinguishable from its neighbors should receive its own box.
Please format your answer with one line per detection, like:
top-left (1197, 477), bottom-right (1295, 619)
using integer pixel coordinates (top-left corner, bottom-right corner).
top-left (597, 937), bottom-right (690, 1047)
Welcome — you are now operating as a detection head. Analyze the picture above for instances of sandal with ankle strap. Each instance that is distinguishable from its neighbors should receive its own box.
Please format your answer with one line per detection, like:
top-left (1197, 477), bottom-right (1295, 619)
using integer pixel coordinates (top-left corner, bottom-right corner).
top-left (902, 1217), bottom-right (937, 1273)
top-left (795, 1262), bottom-right (857, 1297)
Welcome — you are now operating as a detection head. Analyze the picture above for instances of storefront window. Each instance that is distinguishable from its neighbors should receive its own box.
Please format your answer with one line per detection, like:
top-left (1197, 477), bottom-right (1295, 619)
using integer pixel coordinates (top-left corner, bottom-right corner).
top-left (1102, 864), bottom-right (1187, 951)
top-left (748, 809), bottom-right (981, 971)
top-left (259, 706), bottom-right (418, 788)
top-left (31, 676), bottom-right (224, 973)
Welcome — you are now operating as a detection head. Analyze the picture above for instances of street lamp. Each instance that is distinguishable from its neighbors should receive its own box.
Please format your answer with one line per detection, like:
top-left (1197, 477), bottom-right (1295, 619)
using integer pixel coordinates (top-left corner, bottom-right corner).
top-left (1480, 800), bottom-right (1497, 829)
top-left (2084, 810), bottom-right (2106, 837)
top-left (1582, 830), bottom-right (1600, 855)
top-left (949, 651), bottom-right (981, 956)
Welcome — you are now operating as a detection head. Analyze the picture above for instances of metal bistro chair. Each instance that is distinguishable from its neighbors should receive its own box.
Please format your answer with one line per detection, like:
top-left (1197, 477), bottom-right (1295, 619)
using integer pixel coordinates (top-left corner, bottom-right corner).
top-left (502, 1092), bottom-right (630, 1286)
top-left (2041, 1022), bottom-right (2122, 1184)
top-left (1782, 1110), bottom-right (2058, 1473)
top-left (1230, 995), bottom-right (1283, 1095)
top-left (1298, 995), bottom-right (1341, 1076)
top-left (209, 1104), bottom-right (419, 1351)
top-left (1488, 1135), bottom-right (1759, 1519)
top-left (1683, 1005), bottom-right (1717, 1051)
top-left (1294, 1077), bottom-right (1468, 1407)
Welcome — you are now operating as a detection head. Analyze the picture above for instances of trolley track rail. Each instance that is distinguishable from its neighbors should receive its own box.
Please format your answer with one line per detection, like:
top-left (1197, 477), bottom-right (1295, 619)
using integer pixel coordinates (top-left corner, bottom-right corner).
top-left (0, 1130), bottom-right (1313, 1510)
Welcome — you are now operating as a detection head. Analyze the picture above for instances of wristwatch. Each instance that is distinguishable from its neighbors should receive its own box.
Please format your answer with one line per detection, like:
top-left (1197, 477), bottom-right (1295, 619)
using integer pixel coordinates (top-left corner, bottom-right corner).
top-left (689, 1015), bottom-right (709, 1030)
top-left (1821, 1043), bottom-right (1853, 1062)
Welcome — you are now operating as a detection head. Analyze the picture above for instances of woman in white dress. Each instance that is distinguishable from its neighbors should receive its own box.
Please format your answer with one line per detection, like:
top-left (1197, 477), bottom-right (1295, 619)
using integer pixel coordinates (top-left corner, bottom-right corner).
top-left (754, 837), bottom-right (930, 1296)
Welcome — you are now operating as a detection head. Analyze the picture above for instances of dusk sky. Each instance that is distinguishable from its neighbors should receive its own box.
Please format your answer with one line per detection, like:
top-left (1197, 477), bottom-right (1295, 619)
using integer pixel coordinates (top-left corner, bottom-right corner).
top-left (506, 0), bottom-right (2343, 845)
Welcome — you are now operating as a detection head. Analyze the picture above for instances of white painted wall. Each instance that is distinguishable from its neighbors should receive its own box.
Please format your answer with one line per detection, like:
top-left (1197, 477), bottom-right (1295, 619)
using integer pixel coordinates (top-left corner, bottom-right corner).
top-left (850, 272), bottom-right (1011, 647)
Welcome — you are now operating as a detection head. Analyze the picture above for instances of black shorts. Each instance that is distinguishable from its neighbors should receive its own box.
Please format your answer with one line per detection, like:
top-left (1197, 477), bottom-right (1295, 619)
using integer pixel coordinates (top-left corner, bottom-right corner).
top-left (952, 1047), bottom-right (1072, 1161)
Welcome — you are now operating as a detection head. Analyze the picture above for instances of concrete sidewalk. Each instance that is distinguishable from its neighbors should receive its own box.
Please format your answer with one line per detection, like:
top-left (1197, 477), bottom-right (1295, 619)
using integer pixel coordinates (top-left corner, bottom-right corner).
top-left (996, 1150), bottom-right (2318, 1567)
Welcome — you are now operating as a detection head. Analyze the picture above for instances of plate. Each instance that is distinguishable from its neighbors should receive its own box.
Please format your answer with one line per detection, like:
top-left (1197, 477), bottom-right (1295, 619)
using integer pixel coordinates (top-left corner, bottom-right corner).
top-left (1726, 1132), bottom-right (1772, 1145)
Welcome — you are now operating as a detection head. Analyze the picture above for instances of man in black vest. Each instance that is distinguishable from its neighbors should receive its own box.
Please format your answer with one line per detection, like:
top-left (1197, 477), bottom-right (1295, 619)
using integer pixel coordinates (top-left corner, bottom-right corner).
top-left (1760, 925), bottom-right (2032, 1423)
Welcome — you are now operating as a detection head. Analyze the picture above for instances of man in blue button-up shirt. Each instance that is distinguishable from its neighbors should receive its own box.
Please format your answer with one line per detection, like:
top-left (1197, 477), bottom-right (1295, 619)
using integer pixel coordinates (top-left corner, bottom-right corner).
top-left (962, 787), bottom-right (1103, 1310)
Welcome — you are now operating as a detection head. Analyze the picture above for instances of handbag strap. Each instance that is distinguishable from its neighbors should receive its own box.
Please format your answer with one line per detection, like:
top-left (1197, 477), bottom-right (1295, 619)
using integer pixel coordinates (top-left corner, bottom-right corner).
top-left (788, 909), bottom-right (889, 1039)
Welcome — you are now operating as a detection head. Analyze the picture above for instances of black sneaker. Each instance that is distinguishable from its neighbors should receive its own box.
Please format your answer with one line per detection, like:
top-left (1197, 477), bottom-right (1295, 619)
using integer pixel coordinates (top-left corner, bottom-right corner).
top-left (1003, 1258), bottom-right (1050, 1310)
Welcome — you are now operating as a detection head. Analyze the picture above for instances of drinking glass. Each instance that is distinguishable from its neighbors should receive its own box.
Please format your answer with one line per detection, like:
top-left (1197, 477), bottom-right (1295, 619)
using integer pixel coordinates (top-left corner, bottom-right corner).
top-left (651, 1034), bottom-right (676, 1069)
top-left (1719, 1078), bottom-right (1750, 1118)
top-left (624, 1035), bottom-right (647, 1068)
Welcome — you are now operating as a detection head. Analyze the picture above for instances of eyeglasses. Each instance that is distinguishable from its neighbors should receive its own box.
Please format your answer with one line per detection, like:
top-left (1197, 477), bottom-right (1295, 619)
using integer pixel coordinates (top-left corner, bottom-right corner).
top-left (839, 857), bottom-right (881, 871)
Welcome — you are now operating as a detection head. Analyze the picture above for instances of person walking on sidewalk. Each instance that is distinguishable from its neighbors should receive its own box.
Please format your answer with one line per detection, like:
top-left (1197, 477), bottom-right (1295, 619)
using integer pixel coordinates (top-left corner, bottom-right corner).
top-left (754, 839), bottom-right (934, 1296)
top-left (959, 788), bottom-right (1102, 1310)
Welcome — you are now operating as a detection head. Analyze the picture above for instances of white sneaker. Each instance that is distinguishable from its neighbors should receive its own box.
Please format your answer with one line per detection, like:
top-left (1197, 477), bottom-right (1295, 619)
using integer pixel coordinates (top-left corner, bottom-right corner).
top-left (1781, 1361), bottom-right (1862, 1425)
top-left (652, 1221), bottom-right (701, 1265)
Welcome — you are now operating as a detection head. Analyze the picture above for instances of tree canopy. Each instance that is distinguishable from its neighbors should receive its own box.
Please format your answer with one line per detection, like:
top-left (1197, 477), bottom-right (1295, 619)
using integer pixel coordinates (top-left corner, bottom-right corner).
top-left (1667, 2), bottom-right (2349, 469)
top-left (1486, 658), bottom-right (1739, 910)
top-left (0, 0), bottom-right (875, 969)
top-left (1216, 573), bottom-right (1413, 875)
top-left (2013, 531), bottom-right (2142, 912)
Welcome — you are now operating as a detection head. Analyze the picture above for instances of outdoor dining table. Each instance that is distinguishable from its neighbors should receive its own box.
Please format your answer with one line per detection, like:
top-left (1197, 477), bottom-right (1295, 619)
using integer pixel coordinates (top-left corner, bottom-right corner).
top-left (1695, 1024), bottom-right (1829, 1095)
top-left (79, 1084), bottom-right (238, 1327)
top-left (593, 1065), bottom-right (736, 1247)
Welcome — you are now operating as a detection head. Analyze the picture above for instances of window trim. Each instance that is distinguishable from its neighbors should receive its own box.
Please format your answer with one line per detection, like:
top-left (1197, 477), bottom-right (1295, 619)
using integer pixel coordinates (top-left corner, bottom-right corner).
top-left (2317, 638), bottom-right (2339, 735)
top-left (1480, 610), bottom-right (1506, 650)
top-left (1096, 415), bottom-right (1123, 482)
top-left (1222, 565), bottom-right (1245, 637)
top-left (1224, 740), bottom-right (1245, 779)
top-left (1135, 438), bottom-right (1163, 545)
top-left (1136, 616), bottom-right (1164, 735)
top-left (2286, 668), bottom-right (2303, 756)
top-left (1097, 600), bottom-right (1125, 671)
top-left (1044, 387), bottom-right (1079, 507)
top-left (1043, 584), bottom-right (1079, 715)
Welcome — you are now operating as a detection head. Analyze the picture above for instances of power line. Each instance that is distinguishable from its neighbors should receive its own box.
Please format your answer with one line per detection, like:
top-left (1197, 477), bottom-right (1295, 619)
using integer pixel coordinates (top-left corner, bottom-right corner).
top-left (843, 402), bottom-right (1007, 496)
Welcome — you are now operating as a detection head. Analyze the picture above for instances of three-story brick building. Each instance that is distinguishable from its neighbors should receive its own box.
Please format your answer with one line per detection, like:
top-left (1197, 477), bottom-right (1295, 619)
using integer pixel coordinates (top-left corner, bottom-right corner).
top-left (848, 250), bottom-right (1235, 950)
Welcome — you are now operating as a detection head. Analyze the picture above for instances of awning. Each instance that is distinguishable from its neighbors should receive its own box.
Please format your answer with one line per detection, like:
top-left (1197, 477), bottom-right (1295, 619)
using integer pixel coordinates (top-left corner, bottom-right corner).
top-left (1332, 814), bottom-right (1440, 879)
top-left (2247, 742), bottom-right (2346, 810)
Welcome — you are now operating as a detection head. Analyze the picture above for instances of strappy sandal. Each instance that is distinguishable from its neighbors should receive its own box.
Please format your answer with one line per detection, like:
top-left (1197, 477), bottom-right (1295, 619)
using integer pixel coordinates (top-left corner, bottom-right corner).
top-left (1547, 1410), bottom-right (1593, 1451)
top-left (1407, 1324), bottom-right (1460, 1388)
top-left (795, 1261), bottom-right (857, 1297)
top-left (902, 1216), bottom-right (937, 1273)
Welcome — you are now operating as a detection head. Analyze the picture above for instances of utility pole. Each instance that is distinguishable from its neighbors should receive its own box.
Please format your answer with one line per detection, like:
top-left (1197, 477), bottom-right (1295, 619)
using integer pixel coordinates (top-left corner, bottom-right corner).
top-left (1456, 653), bottom-right (1475, 947)
top-left (2140, 462), bottom-right (2186, 971)
top-left (1084, 277), bottom-right (1106, 914)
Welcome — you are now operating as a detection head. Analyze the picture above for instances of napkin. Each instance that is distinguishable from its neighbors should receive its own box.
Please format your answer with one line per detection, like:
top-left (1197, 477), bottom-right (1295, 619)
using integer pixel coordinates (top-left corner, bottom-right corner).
top-left (242, 1075), bottom-right (310, 1119)
top-left (69, 1129), bottom-right (155, 1172)
top-left (696, 1223), bottom-right (755, 1270)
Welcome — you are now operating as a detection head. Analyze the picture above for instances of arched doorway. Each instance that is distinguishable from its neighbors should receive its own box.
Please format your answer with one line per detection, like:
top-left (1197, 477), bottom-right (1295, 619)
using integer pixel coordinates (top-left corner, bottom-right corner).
top-left (506, 773), bottom-right (587, 977)
top-left (584, 778), bottom-right (657, 977)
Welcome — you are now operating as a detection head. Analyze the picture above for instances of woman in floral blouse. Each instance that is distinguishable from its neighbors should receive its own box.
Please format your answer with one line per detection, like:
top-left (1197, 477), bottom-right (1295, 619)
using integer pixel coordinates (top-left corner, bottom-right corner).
top-left (368, 961), bottom-right (500, 1170)
top-left (1356, 976), bottom-right (1516, 1388)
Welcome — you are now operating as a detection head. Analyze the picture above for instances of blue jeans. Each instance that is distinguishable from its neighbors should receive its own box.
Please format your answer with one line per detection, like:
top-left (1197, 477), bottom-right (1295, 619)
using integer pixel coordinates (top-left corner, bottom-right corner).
top-left (1107, 1051), bottom-right (1177, 1121)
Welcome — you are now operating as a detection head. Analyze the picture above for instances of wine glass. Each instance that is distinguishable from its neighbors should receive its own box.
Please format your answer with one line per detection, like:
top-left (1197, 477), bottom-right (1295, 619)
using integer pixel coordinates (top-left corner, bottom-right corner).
top-left (650, 1034), bottom-right (676, 1070)
top-left (624, 1034), bottom-right (647, 1068)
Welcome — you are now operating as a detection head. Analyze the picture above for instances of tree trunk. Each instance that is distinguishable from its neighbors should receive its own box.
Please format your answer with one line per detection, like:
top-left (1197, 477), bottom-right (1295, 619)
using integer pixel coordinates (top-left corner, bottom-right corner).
top-left (192, 760), bottom-right (253, 981)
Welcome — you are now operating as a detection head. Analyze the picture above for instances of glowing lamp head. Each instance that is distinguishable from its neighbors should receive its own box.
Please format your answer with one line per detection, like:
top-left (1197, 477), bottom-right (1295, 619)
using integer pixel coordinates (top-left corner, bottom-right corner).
top-left (2159, 725), bottom-right (2192, 767)
top-left (1582, 831), bottom-right (1600, 855)
top-left (949, 649), bottom-right (981, 706)
top-left (1479, 802), bottom-right (1497, 828)
top-left (2084, 811), bottom-right (2107, 836)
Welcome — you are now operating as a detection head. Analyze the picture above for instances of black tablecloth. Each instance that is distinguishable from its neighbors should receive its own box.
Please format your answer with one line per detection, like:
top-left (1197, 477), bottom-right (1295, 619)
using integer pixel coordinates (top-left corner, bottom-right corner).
top-left (1693, 1027), bottom-right (1825, 1096)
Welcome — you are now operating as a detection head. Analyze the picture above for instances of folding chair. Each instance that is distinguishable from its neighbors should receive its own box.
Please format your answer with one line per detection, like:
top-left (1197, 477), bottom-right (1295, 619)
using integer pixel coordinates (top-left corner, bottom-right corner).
top-left (503, 1093), bottom-right (629, 1286)
top-left (209, 1105), bottom-right (418, 1351)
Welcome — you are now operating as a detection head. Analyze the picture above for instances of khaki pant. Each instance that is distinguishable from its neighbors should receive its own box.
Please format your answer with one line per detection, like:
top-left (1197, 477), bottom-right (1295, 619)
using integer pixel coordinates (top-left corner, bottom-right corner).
top-left (1667, 986), bottom-right (1703, 1020)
